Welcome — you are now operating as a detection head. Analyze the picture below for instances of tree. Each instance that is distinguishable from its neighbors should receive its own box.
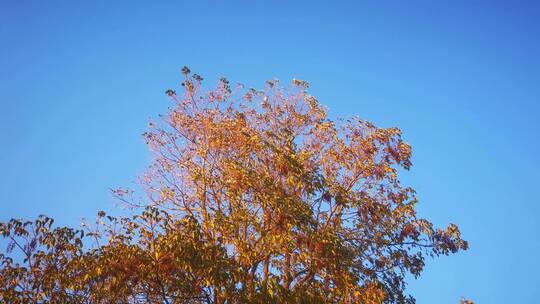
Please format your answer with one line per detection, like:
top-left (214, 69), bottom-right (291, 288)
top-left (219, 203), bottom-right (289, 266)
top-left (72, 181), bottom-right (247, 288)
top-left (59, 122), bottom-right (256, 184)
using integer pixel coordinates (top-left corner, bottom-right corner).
top-left (0, 67), bottom-right (468, 303)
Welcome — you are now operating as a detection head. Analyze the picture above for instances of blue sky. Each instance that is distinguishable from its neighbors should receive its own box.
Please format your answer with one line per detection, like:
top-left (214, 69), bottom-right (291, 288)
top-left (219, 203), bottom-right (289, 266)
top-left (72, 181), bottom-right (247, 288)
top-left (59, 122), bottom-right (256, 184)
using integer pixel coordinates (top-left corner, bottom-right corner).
top-left (1, 1), bottom-right (539, 302)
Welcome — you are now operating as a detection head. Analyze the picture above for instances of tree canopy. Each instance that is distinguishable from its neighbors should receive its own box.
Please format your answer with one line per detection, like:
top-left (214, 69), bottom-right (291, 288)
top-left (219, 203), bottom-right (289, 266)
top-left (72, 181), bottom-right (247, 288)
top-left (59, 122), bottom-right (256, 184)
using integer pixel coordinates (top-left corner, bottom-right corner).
top-left (0, 68), bottom-right (468, 303)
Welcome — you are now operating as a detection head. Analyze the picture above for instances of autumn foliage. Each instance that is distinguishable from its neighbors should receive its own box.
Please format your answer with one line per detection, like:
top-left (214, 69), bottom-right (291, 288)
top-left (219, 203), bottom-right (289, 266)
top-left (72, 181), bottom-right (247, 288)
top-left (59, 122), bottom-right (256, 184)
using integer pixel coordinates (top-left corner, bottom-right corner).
top-left (0, 67), bottom-right (468, 303)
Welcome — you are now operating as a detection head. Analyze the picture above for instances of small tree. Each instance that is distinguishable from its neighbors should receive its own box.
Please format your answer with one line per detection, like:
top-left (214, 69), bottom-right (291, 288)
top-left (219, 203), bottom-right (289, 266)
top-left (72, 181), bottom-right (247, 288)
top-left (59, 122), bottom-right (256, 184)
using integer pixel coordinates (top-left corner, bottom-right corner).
top-left (0, 68), bottom-right (468, 303)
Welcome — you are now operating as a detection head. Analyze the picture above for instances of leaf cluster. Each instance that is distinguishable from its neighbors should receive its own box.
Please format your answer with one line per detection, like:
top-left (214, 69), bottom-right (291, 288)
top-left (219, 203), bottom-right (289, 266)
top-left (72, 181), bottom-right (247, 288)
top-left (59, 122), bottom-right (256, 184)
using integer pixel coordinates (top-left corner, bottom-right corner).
top-left (1, 69), bottom-right (468, 303)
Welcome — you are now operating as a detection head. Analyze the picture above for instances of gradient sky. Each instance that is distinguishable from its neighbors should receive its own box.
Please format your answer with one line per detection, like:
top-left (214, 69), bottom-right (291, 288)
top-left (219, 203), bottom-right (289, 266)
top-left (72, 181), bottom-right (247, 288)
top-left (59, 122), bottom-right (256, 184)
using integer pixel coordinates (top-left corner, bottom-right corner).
top-left (1, 1), bottom-right (539, 303)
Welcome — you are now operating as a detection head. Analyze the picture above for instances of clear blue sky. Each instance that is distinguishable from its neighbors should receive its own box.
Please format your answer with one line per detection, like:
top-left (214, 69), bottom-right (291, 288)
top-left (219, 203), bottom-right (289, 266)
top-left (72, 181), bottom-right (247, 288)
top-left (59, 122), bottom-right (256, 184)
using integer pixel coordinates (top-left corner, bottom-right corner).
top-left (1, 1), bottom-right (539, 302)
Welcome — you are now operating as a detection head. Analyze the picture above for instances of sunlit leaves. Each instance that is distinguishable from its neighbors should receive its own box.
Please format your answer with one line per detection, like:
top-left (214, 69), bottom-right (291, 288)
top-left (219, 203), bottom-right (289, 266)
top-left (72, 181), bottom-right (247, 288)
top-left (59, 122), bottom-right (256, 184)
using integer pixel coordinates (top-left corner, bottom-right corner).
top-left (0, 68), bottom-right (468, 303)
